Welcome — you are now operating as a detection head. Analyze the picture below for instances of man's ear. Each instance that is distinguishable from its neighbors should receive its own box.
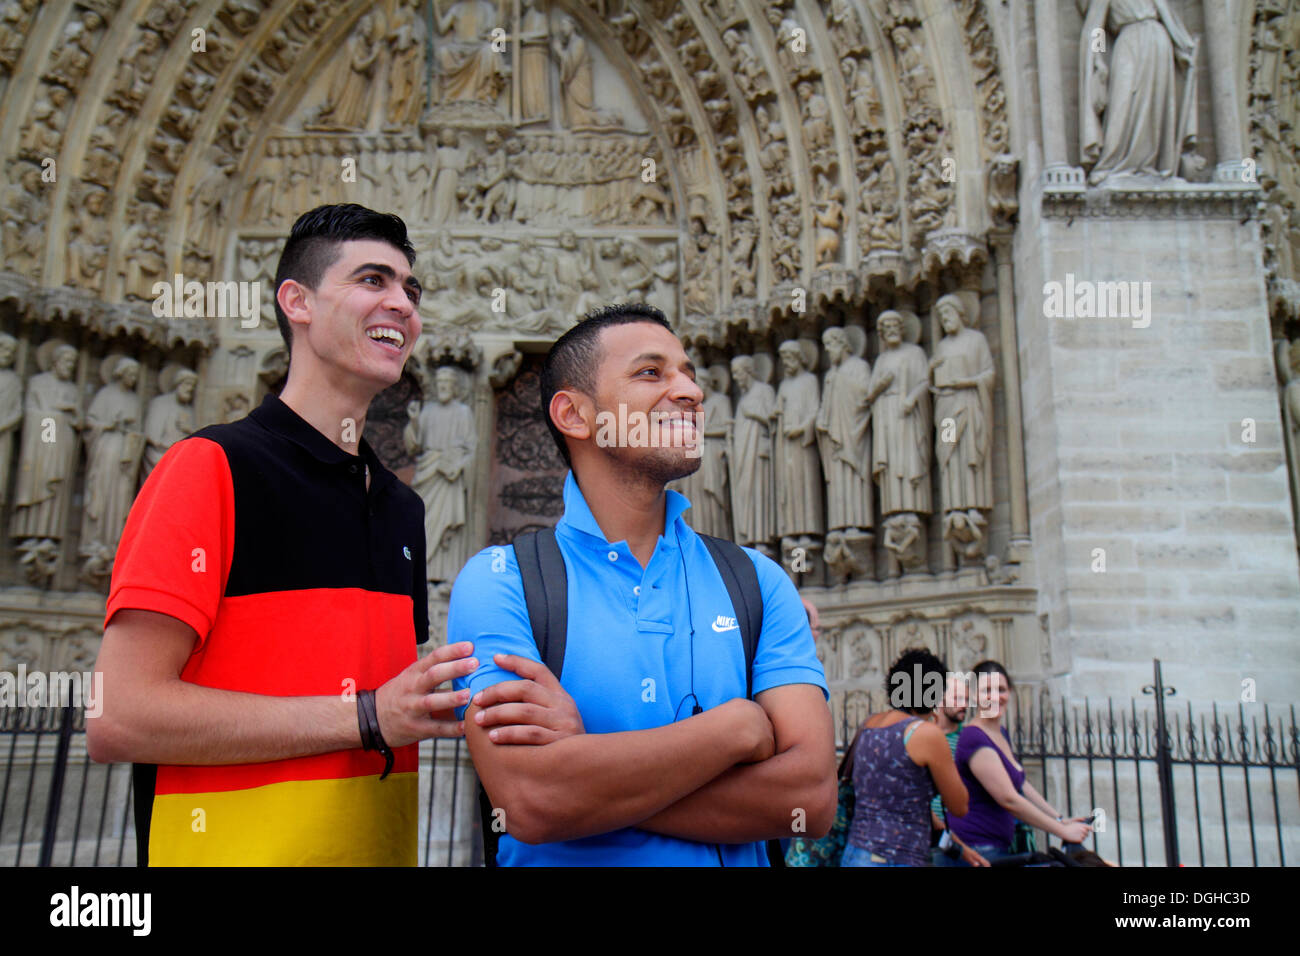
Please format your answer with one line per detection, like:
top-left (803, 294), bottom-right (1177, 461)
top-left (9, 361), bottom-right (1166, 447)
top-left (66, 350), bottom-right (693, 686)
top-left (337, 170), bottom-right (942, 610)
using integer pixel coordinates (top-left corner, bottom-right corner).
top-left (550, 389), bottom-right (594, 446)
top-left (276, 279), bottom-right (312, 335)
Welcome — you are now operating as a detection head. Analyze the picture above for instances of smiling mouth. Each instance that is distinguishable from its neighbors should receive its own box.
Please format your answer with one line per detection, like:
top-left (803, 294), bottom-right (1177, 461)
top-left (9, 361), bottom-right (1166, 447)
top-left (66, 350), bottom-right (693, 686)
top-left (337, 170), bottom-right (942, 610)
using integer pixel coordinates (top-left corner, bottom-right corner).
top-left (366, 327), bottom-right (405, 351)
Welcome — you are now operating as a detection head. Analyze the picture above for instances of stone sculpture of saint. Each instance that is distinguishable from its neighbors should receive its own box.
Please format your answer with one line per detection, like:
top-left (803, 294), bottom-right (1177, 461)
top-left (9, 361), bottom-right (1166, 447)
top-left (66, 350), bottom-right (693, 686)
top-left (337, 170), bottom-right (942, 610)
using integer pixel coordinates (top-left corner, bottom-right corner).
top-left (0, 333), bottom-right (21, 507)
top-left (519, 0), bottom-right (550, 121)
top-left (775, 340), bottom-right (824, 548)
top-left (552, 15), bottom-right (598, 127)
top-left (869, 310), bottom-right (932, 517)
top-left (405, 366), bottom-right (477, 584)
top-left (930, 294), bottom-right (995, 564)
top-left (387, 0), bottom-right (427, 126)
top-left (1280, 339), bottom-right (1300, 541)
top-left (80, 356), bottom-right (145, 563)
top-left (142, 366), bottom-right (198, 481)
top-left (12, 342), bottom-right (80, 545)
top-left (675, 366), bottom-right (732, 540)
top-left (729, 355), bottom-right (776, 554)
top-left (434, 0), bottom-right (500, 103)
top-left (816, 327), bottom-right (872, 535)
top-left (319, 12), bottom-right (383, 128)
top-left (1079, 0), bottom-right (1198, 185)
top-left (425, 127), bottom-right (466, 223)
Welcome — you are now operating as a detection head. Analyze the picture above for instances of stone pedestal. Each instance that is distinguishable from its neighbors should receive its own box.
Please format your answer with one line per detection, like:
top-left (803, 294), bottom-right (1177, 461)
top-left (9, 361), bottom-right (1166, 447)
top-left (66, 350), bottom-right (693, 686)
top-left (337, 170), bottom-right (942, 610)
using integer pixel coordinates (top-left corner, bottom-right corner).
top-left (1019, 182), bottom-right (1300, 701)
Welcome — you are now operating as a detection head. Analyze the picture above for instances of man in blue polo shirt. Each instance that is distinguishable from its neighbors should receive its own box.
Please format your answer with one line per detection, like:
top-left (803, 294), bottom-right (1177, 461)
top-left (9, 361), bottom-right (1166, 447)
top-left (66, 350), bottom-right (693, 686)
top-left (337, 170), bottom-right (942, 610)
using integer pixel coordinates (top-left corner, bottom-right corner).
top-left (449, 303), bottom-right (836, 865)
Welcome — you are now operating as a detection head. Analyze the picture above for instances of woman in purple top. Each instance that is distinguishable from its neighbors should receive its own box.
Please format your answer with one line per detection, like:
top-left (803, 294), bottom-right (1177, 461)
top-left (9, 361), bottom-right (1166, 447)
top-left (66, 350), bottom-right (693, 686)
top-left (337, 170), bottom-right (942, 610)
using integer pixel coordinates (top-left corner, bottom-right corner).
top-left (948, 661), bottom-right (1093, 860)
top-left (841, 648), bottom-right (972, 866)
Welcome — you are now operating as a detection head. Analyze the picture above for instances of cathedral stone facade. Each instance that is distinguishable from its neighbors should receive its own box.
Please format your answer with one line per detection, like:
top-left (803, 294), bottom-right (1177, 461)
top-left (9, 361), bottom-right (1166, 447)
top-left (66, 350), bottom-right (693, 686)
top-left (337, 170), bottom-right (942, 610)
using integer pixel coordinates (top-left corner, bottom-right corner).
top-left (1, 0), bottom-right (1298, 738)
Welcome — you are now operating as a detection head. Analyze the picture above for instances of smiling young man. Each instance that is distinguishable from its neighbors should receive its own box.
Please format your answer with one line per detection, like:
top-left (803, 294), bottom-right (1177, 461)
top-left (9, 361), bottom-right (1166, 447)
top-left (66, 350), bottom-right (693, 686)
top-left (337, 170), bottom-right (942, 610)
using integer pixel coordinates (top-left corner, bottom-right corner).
top-left (89, 204), bottom-right (478, 866)
top-left (449, 303), bottom-right (837, 865)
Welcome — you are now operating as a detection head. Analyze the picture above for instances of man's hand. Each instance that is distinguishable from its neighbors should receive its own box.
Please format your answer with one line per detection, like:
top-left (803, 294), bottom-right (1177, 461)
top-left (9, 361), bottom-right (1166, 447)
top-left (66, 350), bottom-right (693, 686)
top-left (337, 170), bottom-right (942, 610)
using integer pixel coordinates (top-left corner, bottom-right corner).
top-left (729, 698), bottom-right (776, 763)
top-left (472, 653), bottom-right (584, 745)
top-left (374, 641), bottom-right (479, 748)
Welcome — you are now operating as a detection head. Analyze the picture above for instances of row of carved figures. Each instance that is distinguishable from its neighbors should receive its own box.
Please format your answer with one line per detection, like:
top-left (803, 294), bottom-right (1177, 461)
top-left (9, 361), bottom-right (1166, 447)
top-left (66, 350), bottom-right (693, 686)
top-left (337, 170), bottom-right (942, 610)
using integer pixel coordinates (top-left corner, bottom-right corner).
top-left (0, 337), bottom-right (198, 590)
top-left (673, 293), bottom-right (998, 583)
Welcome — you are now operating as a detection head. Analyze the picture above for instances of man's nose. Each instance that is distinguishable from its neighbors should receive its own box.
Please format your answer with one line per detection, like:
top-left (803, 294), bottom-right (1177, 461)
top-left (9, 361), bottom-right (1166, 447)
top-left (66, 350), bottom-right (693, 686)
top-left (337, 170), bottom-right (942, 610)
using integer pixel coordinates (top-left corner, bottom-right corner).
top-left (674, 370), bottom-right (705, 405)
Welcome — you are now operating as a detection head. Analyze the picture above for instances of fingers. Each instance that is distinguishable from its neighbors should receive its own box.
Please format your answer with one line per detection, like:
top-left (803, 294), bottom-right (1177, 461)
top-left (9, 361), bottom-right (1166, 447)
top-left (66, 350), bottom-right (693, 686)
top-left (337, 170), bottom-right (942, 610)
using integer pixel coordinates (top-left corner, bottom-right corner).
top-left (422, 688), bottom-right (471, 715)
top-left (491, 653), bottom-right (560, 688)
top-left (421, 641), bottom-right (475, 666)
top-left (472, 678), bottom-right (546, 708)
top-left (485, 724), bottom-right (560, 745)
top-left (417, 716), bottom-right (466, 739)
top-left (474, 702), bottom-right (552, 729)
top-left (416, 653), bottom-right (479, 694)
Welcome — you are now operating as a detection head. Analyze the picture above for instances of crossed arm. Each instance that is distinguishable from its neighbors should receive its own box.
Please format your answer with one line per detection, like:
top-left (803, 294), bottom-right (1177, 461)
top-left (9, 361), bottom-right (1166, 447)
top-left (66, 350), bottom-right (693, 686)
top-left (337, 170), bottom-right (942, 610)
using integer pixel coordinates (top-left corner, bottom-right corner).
top-left (466, 654), bottom-right (837, 846)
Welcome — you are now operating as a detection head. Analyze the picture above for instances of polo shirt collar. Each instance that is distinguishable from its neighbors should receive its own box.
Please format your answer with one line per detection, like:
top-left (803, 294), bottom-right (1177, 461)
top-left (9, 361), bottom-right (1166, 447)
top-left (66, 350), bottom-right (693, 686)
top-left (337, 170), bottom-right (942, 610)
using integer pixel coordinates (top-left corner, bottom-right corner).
top-left (250, 393), bottom-right (395, 489)
top-left (558, 470), bottom-right (691, 546)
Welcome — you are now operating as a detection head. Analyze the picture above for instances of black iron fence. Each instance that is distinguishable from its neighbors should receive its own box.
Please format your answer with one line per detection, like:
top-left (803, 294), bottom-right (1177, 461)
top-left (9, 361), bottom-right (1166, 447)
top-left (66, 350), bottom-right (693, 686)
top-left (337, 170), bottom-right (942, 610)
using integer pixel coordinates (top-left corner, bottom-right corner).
top-left (4, 660), bottom-right (1297, 866)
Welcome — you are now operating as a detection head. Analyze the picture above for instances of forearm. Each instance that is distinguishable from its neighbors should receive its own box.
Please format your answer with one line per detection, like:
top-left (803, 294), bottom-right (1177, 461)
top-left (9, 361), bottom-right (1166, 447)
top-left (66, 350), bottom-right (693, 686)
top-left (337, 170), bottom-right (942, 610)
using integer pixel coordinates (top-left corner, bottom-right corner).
top-left (638, 740), bottom-right (835, 843)
top-left (1020, 780), bottom-right (1059, 818)
top-left (473, 703), bottom-right (753, 845)
top-left (1000, 793), bottom-right (1065, 837)
top-left (89, 677), bottom-right (359, 766)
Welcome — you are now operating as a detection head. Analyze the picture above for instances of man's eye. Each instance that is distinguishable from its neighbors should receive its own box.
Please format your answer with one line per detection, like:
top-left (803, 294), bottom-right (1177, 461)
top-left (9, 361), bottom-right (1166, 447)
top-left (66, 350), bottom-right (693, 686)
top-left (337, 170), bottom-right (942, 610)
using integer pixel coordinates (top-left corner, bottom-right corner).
top-left (363, 275), bottom-right (381, 286)
top-left (639, 368), bottom-right (659, 377)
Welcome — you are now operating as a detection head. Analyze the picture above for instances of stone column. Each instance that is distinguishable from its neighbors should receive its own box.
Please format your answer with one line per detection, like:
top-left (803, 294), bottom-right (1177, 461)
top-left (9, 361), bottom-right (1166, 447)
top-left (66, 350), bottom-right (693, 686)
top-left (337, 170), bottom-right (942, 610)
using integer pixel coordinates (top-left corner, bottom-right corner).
top-left (1034, 0), bottom-right (1069, 171)
top-left (992, 228), bottom-right (1030, 555)
top-left (1202, 0), bottom-right (1249, 182)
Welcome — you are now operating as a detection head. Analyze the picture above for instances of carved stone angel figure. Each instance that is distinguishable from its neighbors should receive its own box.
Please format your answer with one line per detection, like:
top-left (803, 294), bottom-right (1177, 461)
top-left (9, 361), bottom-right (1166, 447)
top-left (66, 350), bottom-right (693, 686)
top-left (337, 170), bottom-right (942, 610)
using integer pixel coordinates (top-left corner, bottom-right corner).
top-left (405, 365), bottom-right (477, 585)
top-left (729, 354), bottom-right (776, 554)
top-left (1078, 0), bottom-right (1198, 185)
top-left (816, 327), bottom-right (872, 535)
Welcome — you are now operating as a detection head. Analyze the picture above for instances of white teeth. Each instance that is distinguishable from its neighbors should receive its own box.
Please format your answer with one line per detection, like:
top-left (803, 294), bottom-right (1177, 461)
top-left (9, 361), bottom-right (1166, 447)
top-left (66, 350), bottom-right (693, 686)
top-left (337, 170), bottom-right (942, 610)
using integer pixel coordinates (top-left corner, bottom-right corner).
top-left (366, 327), bottom-right (404, 348)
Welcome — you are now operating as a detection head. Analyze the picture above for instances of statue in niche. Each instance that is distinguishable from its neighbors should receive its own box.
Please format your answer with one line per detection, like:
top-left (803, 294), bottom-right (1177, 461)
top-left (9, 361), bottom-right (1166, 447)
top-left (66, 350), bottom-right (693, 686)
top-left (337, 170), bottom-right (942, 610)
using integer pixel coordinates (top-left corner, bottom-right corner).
top-left (814, 183), bottom-right (844, 268)
top-left (843, 56), bottom-right (884, 131)
top-left (816, 327), bottom-right (872, 583)
top-left (405, 366), bottom-right (477, 585)
top-left (775, 340), bottom-right (824, 558)
top-left (1078, 0), bottom-right (1198, 185)
top-left (0, 333), bottom-right (21, 508)
top-left (142, 366), bottom-right (198, 481)
top-left (675, 366), bottom-right (733, 540)
top-left (68, 185), bottom-right (109, 287)
top-left (315, 12), bottom-right (384, 128)
top-left (519, 0), bottom-right (550, 121)
top-left (798, 81), bottom-right (831, 152)
top-left (929, 293), bottom-right (995, 566)
top-left (387, 0), bottom-right (427, 127)
top-left (732, 219), bottom-right (757, 298)
top-left (729, 354), bottom-right (776, 555)
top-left (22, 84), bottom-right (69, 157)
top-left (828, 0), bottom-right (864, 57)
top-left (12, 342), bottom-right (80, 560)
top-left (425, 127), bottom-right (468, 224)
top-left (0, 0), bottom-right (37, 75)
top-left (868, 310), bottom-right (931, 576)
top-left (80, 357), bottom-right (145, 586)
top-left (44, 9), bottom-right (103, 89)
top-left (433, 0), bottom-right (502, 104)
top-left (553, 16), bottom-right (616, 128)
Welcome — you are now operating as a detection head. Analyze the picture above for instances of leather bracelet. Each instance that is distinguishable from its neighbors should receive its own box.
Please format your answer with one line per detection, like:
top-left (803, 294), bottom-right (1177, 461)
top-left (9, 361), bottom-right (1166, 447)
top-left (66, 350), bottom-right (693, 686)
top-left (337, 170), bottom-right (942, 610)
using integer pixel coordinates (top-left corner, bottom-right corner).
top-left (357, 688), bottom-right (395, 780)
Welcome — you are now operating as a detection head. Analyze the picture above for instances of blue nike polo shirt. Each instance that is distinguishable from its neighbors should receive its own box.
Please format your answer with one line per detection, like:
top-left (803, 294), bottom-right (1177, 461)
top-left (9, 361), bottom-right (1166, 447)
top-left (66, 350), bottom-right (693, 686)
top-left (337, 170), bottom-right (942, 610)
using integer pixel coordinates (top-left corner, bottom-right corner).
top-left (449, 471), bottom-right (828, 866)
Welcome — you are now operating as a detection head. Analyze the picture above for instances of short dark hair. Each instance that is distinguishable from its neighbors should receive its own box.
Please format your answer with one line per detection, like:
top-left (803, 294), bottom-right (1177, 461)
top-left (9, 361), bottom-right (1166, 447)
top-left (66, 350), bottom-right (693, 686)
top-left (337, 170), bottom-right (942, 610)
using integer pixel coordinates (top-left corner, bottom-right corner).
top-left (539, 303), bottom-right (673, 467)
top-left (272, 203), bottom-right (417, 353)
top-left (971, 659), bottom-right (1013, 692)
top-left (886, 647), bottom-right (949, 716)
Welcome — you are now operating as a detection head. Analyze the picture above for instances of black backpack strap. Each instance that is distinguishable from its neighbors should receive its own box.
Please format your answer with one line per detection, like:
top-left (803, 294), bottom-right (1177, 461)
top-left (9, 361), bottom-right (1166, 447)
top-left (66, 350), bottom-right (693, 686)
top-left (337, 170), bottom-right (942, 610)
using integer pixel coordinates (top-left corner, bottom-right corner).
top-left (513, 527), bottom-right (568, 678)
top-left (699, 534), bottom-right (764, 700)
top-left (479, 528), bottom-right (569, 867)
top-left (699, 534), bottom-right (785, 868)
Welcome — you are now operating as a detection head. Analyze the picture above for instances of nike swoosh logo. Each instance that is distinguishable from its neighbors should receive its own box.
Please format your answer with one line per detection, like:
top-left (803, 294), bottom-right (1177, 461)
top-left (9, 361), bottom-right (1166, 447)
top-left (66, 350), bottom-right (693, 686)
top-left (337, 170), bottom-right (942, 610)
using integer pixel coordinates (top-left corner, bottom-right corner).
top-left (712, 622), bottom-right (739, 633)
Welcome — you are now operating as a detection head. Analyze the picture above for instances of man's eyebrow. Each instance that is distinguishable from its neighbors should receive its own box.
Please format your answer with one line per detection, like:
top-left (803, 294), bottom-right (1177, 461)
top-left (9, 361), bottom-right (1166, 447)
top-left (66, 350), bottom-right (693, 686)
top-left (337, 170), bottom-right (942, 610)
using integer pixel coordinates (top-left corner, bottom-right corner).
top-left (349, 262), bottom-right (422, 297)
top-left (627, 351), bottom-right (696, 377)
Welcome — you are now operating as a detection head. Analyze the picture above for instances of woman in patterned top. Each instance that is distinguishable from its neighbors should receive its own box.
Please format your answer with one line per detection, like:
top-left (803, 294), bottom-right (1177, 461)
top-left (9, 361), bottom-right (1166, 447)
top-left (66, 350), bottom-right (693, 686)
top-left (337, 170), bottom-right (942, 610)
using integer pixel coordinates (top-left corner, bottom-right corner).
top-left (841, 648), bottom-right (971, 866)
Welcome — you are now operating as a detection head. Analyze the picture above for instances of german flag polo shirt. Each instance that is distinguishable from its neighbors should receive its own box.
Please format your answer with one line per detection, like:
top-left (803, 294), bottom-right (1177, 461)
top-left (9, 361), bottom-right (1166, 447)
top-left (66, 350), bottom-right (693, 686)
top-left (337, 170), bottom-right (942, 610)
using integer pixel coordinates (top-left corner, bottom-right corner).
top-left (105, 393), bottom-right (429, 866)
